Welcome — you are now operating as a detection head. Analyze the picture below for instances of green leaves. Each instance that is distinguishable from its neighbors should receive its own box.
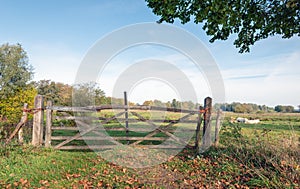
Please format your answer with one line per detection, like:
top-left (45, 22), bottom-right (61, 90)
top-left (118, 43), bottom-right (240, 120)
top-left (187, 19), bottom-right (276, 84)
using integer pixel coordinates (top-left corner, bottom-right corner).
top-left (145, 0), bottom-right (300, 53)
top-left (73, 82), bottom-right (106, 106)
top-left (0, 85), bottom-right (37, 124)
top-left (0, 43), bottom-right (33, 97)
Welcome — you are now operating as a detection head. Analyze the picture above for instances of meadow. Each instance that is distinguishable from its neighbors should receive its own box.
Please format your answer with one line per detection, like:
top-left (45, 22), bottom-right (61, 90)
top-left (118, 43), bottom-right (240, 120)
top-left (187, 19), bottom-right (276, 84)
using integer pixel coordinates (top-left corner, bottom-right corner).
top-left (0, 111), bottom-right (299, 188)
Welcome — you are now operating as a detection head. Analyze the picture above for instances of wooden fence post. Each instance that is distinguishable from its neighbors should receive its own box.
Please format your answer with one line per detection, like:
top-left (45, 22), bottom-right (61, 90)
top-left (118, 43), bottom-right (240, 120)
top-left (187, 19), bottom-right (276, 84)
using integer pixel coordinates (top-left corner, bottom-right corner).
top-left (124, 91), bottom-right (129, 144)
top-left (195, 106), bottom-right (203, 154)
top-left (202, 97), bottom-right (212, 151)
top-left (214, 109), bottom-right (222, 146)
top-left (18, 103), bottom-right (28, 144)
top-left (32, 95), bottom-right (44, 146)
top-left (45, 101), bottom-right (52, 147)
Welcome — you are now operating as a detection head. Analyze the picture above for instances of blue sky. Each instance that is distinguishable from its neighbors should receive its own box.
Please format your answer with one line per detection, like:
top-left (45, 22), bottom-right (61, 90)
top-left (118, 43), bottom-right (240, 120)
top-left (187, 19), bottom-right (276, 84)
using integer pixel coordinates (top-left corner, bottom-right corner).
top-left (0, 0), bottom-right (299, 107)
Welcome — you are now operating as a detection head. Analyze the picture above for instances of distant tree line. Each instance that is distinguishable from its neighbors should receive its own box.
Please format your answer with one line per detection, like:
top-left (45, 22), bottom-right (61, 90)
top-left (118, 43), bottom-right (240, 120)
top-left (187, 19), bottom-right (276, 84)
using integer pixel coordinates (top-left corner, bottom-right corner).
top-left (141, 99), bottom-right (200, 110)
top-left (274, 105), bottom-right (295, 113)
top-left (215, 102), bottom-right (297, 113)
top-left (214, 102), bottom-right (274, 113)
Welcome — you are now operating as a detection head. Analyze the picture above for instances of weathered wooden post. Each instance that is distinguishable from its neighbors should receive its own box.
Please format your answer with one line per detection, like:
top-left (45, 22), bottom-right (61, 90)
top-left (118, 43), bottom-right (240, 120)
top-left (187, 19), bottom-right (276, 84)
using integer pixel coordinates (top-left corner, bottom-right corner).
top-left (201, 97), bottom-right (212, 152)
top-left (32, 95), bottom-right (44, 146)
top-left (214, 109), bottom-right (222, 146)
top-left (195, 106), bottom-right (203, 154)
top-left (18, 103), bottom-right (28, 144)
top-left (124, 91), bottom-right (129, 144)
top-left (45, 101), bottom-right (52, 147)
top-left (18, 127), bottom-right (24, 144)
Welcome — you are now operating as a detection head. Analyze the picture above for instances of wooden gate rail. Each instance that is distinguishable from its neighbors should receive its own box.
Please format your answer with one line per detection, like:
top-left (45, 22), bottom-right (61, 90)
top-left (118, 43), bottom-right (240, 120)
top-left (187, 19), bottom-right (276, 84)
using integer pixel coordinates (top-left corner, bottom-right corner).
top-left (51, 136), bottom-right (168, 141)
top-left (51, 127), bottom-right (195, 132)
top-left (49, 105), bottom-right (199, 114)
top-left (57, 145), bottom-right (190, 150)
top-left (54, 116), bottom-right (198, 123)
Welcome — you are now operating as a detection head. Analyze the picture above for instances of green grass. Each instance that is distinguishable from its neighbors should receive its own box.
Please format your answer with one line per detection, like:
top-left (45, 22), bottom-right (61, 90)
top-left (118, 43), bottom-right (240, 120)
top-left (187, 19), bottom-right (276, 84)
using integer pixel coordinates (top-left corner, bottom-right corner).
top-left (0, 146), bottom-right (138, 188)
top-left (0, 111), bottom-right (299, 188)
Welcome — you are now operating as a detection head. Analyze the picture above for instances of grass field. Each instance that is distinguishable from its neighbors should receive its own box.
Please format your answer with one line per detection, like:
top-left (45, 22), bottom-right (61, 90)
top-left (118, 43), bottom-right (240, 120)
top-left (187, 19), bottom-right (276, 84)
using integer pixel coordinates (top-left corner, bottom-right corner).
top-left (0, 111), bottom-right (299, 188)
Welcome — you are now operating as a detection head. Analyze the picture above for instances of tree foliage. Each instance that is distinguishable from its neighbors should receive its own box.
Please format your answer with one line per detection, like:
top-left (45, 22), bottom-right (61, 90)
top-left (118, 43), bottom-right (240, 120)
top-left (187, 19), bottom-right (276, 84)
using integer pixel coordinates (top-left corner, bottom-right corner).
top-left (35, 80), bottom-right (110, 107)
top-left (35, 80), bottom-right (61, 104)
top-left (72, 82), bottom-right (105, 107)
top-left (274, 105), bottom-right (294, 112)
top-left (0, 43), bottom-right (33, 97)
top-left (145, 0), bottom-right (300, 52)
top-left (0, 85), bottom-right (37, 123)
top-left (34, 80), bottom-right (73, 106)
top-left (171, 98), bottom-right (180, 108)
top-left (141, 99), bottom-right (199, 110)
top-left (215, 102), bottom-right (273, 113)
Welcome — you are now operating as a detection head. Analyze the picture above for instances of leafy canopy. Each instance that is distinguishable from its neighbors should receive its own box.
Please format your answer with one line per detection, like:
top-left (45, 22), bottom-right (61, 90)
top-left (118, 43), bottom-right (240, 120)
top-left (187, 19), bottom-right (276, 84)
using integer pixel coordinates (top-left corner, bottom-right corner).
top-left (145, 0), bottom-right (300, 52)
top-left (0, 43), bottom-right (33, 97)
top-left (72, 82), bottom-right (105, 107)
top-left (34, 80), bottom-right (74, 106)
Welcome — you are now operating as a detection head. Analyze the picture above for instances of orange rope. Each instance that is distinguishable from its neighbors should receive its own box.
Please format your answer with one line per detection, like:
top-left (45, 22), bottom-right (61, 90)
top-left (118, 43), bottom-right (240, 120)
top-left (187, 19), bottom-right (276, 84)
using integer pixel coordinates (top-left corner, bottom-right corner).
top-left (199, 107), bottom-right (209, 113)
top-left (23, 108), bottom-right (43, 114)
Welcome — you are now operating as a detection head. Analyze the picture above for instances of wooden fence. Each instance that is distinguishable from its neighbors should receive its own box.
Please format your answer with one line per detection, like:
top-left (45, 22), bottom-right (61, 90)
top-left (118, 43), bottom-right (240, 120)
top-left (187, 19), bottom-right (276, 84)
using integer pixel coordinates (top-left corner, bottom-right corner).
top-left (7, 94), bottom-right (223, 153)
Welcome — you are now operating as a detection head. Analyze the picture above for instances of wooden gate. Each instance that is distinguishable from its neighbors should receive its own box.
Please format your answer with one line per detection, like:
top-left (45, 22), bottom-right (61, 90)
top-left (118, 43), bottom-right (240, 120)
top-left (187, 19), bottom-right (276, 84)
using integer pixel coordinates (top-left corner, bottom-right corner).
top-left (29, 94), bottom-right (222, 152)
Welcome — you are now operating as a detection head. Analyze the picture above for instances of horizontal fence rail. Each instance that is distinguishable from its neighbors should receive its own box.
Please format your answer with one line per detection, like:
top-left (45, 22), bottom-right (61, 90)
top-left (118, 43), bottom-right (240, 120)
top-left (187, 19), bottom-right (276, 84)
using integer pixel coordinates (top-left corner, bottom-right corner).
top-left (54, 116), bottom-right (198, 123)
top-left (48, 105), bottom-right (199, 114)
top-left (51, 127), bottom-right (195, 132)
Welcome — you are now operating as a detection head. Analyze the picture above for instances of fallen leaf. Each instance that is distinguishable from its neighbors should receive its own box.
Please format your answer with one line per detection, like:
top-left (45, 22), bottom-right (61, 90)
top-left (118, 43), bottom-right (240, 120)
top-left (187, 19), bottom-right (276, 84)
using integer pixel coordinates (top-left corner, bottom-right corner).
top-left (103, 170), bottom-right (109, 175)
top-left (72, 174), bottom-right (81, 178)
top-left (97, 181), bottom-right (103, 187)
top-left (20, 178), bottom-right (29, 186)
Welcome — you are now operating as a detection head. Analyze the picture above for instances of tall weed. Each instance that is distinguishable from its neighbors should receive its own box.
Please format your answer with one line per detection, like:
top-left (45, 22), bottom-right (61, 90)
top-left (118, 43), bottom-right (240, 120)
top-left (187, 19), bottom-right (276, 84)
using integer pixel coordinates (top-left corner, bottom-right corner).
top-left (218, 122), bottom-right (299, 188)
